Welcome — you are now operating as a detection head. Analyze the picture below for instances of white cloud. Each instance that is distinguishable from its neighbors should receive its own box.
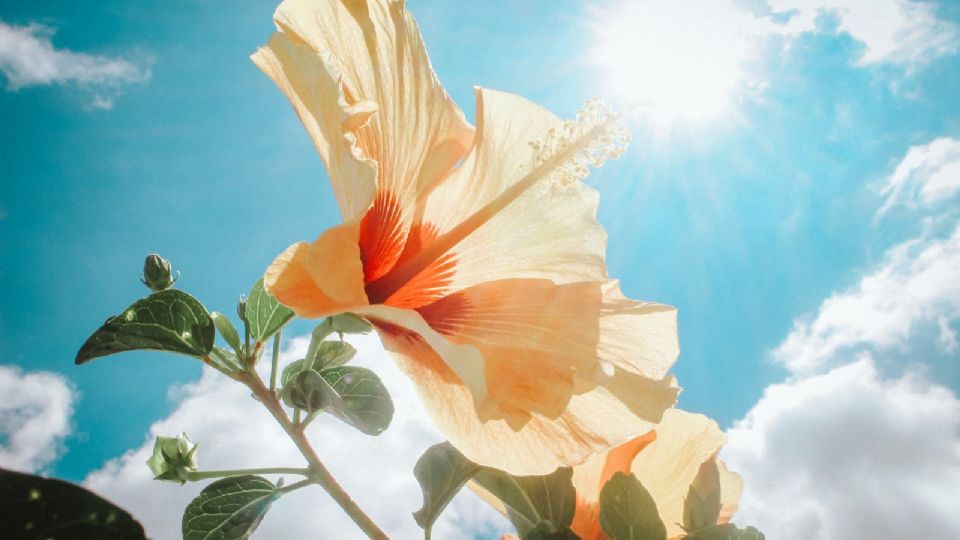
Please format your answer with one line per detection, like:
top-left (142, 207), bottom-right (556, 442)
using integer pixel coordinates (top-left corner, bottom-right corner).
top-left (773, 221), bottom-right (960, 373)
top-left (0, 364), bottom-right (75, 473)
top-left (0, 20), bottom-right (150, 108)
top-left (878, 137), bottom-right (960, 217)
top-left (769, 0), bottom-right (959, 66)
top-left (84, 334), bottom-right (510, 540)
top-left (722, 356), bottom-right (960, 539)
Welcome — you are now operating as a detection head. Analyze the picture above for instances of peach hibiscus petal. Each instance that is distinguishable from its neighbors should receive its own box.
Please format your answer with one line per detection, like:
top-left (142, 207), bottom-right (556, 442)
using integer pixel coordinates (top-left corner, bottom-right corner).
top-left (251, 31), bottom-right (378, 221)
top-left (271, 0), bottom-right (473, 226)
top-left (717, 461), bottom-right (743, 525)
top-left (631, 410), bottom-right (729, 539)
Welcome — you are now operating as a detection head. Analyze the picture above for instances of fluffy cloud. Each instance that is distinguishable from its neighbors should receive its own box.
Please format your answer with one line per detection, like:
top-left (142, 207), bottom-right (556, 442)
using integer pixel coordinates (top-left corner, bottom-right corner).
top-left (878, 137), bottom-right (960, 217)
top-left (769, 0), bottom-right (959, 66)
top-left (722, 356), bottom-right (960, 539)
top-left (773, 221), bottom-right (960, 373)
top-left (0, 364), bottom-right (75, 473)
top-left (84, 334), bottom-right (510, 539)
top-left (0, 20), bottom-right (150, 108)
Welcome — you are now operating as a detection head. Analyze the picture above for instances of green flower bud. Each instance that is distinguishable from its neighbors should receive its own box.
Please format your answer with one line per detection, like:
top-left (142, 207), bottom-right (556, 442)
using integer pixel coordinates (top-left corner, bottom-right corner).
top-left (141, 253), bottom-right (178, 292)
top-left (237, 295), bottom-right (248, 322)
top-left (146, 432), bottom-right (198, 484)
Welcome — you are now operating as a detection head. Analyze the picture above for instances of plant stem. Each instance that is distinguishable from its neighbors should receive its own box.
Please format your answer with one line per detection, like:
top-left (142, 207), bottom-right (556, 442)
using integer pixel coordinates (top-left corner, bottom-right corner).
top-left (185, 467), bottom-right (309, 481)
top-left (270, 329), bottom-right (282, 394)
top-left (277, 477), bottom-right (314, 495)
top-left (243, 372), bottom-right (389, 540)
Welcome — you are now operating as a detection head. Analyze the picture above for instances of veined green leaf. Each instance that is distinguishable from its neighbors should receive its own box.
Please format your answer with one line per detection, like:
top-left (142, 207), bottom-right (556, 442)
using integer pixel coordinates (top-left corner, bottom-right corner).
top-left (211, 312), bottom-right (243, 356)
top-left (182, 475), bottom-right (277, 540)
top-left (280, 370), bottom-right (328, 412)
top-left (0, 467), bottom-right (147, 539)
top-left (599, 472), bottom-right (666, 540)
top-left (246, 278), bottom-right (294, 342)
top-left (473, 466), bottom-right (576, 537)
top-left (413, 442), bottom-right (483, 532)
top-left (76, 289), bottom-right (215, 364)
top-left (524, 522), bottom-right (581, 539)
top-left (684, 524), bottom-right (766, 540)
top-left (319, 366), bottom-right (394, 435)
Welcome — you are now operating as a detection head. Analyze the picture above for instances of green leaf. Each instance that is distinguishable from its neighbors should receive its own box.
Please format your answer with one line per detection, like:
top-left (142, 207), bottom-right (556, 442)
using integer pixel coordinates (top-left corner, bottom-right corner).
top-left (524, 522), bottom-right (581, 540)
top-left (329, 313), bottom-right (373, 334)
top-left (209, 346), bottom-right (242, 373)
top-left (246, 278), bottom-right (294, 342)
top-left (280, 370), bottom-right (328, 412)
top-left (319, 366), bottom-right (394, 435)
top-left (76, 289), bottom-right (215, 364)
top-left (311, 340), bottom-right (356, 371)
top-left (684, 524), bottom-right (765, 540)
top-left (473, 466), bottom-right (576, 537)
top-left (0, 467), bottom-right (147, 539)
top-left (412, 442), bottom-right (483, 532)
top-left (599, 472), bottom-right (666, 540)
top-left (211, 312), bottom-right (243, 356)
top-left (182, 475), bottom-right (277, 540)
top-left (280, 359), bottom-right (308, 388)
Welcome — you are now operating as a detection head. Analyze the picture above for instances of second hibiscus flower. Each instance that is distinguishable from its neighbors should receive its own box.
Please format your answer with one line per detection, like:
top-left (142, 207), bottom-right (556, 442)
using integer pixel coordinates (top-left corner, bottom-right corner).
top-left (253, 0), bottom-right (679, 475)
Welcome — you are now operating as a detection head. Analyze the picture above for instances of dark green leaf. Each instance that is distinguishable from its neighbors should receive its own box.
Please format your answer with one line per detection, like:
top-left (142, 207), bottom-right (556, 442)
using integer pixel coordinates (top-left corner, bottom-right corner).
top-left (246, 278), bottom-right (294, 342)
top-left (473, 466), bottom-right (575, 537)
top-left (0, 467), bottom-right (146, 539)
top-left (280, 359), bottom-right (308, 388)
top-left (524, 522), bottom-right (581, 540)
top-left (319, 366), bottom-right (394, 435)
top-left (182, 475), bottom-right (277, 540)
top-left (211, 312), bottom-right (242, 356)
top-left (76, 289), bottom-right (215, 364)
top-left (684, 524), bottom-right (765, 540)
top-left (280, 370), bottom-right (328, 411)
top-left (599, 472), bottom-right (666, 540)
top-left (413, 442), bottom-right (483, 531)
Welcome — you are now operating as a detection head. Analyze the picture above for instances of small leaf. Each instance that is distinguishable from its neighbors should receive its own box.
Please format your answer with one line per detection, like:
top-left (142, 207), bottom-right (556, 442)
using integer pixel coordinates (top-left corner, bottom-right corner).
top-left (182, 475), bottom-right (277, 540)
top-left (413, 442), bottom-right (483, 532)
top-left (524, 522), bottom-right (581, 540)
top-left (209, 346), bottom-right (242, 373)
top-left (280, 359), bottom-right (308, 388)
top-left (311, 341), bottom-right (356, 371)
top-left (599, 472), bottom-right (666, 540)
top-left (211, 312), bottom-right (243, 356)
top-left (683, 459), bottom-right (723, 532)
top-left (684, 524), bottom-right (766, 540)
top-left (320, 366), bottom-right (394, 435)
top-left (472, 466), bottom-right (575, 537)
top-left (280, 370), bottom-right (328, 412)
top-left (0, 467), bottom-right (147, 539)
top-left (329, 313), bottom-right (373, 334)
top-left (76, 289), bottom-right (215, 364)
top-left (246, 278), bottom-right (294, 342)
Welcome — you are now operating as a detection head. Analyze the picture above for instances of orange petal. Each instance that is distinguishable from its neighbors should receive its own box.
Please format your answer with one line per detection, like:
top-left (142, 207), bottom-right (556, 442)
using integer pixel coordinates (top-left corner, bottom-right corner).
top-left (717, 460), bottom-right (743, 525)
top-left (264, 223), bottom-right (368, 318)
top-left (570, 431), bottom-right (657, 540)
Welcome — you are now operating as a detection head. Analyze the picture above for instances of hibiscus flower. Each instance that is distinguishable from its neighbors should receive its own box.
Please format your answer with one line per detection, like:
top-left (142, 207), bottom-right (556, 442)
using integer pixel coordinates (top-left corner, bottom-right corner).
top-left (252, 0), bottom-right (679, 475)
top-left (566, 409), bottom-right (743, 540)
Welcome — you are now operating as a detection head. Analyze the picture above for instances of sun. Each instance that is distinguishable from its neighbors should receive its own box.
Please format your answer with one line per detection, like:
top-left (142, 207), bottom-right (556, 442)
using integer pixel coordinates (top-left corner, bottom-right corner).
top-left (588, 0), bottom-right (765, 124)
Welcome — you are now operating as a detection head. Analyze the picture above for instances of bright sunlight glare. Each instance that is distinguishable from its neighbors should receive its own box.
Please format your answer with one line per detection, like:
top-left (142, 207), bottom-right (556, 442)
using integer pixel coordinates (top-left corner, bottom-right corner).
top-left (588, 0), bottom-right (770, 123)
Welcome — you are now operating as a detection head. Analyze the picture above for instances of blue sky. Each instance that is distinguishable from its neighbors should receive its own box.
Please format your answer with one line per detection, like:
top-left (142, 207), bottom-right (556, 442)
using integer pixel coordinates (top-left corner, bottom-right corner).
top-left (2, 1), bottom-right (959, 538)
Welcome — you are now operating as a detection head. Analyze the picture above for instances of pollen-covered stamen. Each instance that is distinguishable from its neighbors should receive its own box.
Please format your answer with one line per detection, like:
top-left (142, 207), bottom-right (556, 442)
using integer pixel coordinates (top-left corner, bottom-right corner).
top-left (365, 98), bottom-right (629, 302)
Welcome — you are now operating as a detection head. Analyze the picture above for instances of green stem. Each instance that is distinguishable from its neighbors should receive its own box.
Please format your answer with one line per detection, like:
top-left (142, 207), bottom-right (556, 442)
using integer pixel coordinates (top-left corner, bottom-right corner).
top-left (293, 408), bottom-right (302, 425)
top-left (243, 372), bottom-right (388, 540)
top-left (185, 467), bottom-right (309, 481)
top-left (424, 527), bottom-right (432, 540)
top-left (277, 477), bottom-right (314, 495)
top-left (300, 410), bottom-right (321, 430)
top-left (270, 329), bottom-right (282, 394)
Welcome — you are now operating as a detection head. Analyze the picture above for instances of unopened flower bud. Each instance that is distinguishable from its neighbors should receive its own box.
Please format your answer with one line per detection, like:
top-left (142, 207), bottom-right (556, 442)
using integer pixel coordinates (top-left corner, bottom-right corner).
top-left (146, 432), bottom-right (198, 484)
top-left (141, 253), bottom-right (177, 292)
top-left (237, 295), bottom-right (248, 322)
